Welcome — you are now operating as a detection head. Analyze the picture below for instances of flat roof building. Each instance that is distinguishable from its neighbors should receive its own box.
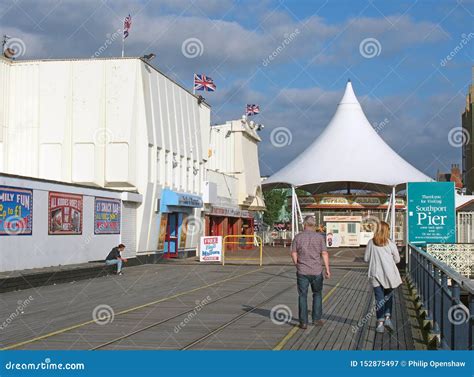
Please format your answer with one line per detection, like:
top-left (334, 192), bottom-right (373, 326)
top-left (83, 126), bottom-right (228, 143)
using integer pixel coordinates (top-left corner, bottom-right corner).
top-left (0, 56), bottom-right (210, 260)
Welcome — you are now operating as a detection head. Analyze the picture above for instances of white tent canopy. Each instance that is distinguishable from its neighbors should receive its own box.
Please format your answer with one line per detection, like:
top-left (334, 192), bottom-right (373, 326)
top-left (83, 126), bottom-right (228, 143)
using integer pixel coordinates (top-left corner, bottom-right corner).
top-left (263, 80), bottom-right (432, 194)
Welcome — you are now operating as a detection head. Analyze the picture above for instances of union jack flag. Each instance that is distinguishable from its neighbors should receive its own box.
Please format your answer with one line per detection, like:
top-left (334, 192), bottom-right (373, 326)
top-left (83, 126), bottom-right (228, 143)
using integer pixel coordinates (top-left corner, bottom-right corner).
top-left (246, 104), bottom-right (260, 116)
top-left (123, 14), bottom-right (132, 39)
top-left (194, 74), bottom-right (216, 92)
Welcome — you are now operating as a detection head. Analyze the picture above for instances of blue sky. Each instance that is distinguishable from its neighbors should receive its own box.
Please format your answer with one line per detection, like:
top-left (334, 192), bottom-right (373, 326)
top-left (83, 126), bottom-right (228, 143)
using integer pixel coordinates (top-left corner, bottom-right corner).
top-left (1, 0), bottom-right (473, 179)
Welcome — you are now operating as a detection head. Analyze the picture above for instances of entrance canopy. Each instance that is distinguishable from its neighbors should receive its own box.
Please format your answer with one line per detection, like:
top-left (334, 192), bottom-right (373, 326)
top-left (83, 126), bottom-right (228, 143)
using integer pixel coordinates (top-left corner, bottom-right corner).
top-left (263, 81), bottom-right (432, 194)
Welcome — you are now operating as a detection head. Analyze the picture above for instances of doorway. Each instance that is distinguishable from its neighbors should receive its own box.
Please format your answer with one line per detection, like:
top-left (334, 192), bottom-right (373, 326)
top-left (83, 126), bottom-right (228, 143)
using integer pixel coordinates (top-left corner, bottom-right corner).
top-left (164, 213), bottom-right (179, 258)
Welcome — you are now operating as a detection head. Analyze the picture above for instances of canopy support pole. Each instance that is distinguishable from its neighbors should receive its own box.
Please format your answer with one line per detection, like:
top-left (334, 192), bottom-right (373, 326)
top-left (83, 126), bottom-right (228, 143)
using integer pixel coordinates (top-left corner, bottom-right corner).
top-left (390, 186), bottom-right (396, 240)
top-left (384, 192), bottom-right (392, 222)
top-left (291, 186), bottom-right (295, 240)
top-left (294, 187), bottom-right (304, 225)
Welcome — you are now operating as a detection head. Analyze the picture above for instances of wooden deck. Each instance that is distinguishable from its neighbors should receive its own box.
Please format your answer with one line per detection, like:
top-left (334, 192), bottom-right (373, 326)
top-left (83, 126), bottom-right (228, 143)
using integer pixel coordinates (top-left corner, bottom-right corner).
top-left (0, 248), bottom-right (424, 351)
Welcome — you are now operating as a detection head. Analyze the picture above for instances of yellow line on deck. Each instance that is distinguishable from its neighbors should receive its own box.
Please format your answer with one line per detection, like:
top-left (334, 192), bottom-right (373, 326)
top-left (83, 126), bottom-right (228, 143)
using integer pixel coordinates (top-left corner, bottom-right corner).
top-left (273, 270), bottom-right (351, 351)
top-left (2, 267), bottom-right (266, 350)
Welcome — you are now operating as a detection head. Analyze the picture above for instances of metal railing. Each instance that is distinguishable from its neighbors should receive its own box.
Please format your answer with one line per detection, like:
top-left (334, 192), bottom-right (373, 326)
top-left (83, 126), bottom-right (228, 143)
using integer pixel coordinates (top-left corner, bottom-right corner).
top-left (408, 243), bottom-right (474, 350)
top-left (255, 230), bottom-right (292, 246)
top-left (222, 235), bottom-right (263, 266)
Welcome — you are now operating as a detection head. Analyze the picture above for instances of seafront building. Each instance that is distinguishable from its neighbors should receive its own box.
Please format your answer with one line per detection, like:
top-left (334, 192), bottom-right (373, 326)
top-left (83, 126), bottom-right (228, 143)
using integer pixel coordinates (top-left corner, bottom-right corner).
top-left (0, 56), bottom-right (264, 271)
top-left (205, 119), bottom-right (265, 238)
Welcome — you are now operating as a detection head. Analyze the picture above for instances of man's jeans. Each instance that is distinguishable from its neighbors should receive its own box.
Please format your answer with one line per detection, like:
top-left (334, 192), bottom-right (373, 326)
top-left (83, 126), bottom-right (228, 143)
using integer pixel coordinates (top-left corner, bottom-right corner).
top-left (373, 285), bottom-right (393, 320)
top-left (297, 273), bottom-right (323, 324)
top-left (105, 259), bottom-right (122, 272)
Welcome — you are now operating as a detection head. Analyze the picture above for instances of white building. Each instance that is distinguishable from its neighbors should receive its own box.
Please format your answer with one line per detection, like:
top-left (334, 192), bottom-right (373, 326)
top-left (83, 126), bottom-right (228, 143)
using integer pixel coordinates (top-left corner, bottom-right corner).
top-left (0, 56), bottom-right (210, 264)
top-left (0, 173), bottom-right (142, 271)
top-left (204, 118), bottom-right (265, 237)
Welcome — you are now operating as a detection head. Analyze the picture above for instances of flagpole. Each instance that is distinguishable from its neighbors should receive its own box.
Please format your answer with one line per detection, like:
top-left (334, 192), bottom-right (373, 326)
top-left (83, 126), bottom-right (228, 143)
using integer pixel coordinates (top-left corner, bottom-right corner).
top-left (121, 36), bottom-right (125, 58)
top-left (193, 74), bottom-right (195, 95)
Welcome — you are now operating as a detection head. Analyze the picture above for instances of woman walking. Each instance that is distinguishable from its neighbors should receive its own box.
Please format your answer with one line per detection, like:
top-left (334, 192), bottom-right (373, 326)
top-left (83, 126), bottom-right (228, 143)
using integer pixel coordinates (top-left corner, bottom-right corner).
top-left (364, 221), bottom-right (402, 333)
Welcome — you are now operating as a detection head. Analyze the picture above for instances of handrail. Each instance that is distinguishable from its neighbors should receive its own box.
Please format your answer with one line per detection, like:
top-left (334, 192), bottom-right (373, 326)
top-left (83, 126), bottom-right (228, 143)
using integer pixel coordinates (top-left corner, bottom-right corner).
top-left (222, 234), bottom-right (263, 266)
top-left (409, 243), bottom-right (474, 293)
top-left (407, 243), bottom-right (473, 350)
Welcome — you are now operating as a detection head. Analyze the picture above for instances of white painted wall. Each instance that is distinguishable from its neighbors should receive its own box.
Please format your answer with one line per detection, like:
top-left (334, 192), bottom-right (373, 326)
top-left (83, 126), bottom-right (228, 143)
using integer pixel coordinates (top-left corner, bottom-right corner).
top-left (207, 119), bottom-right (264, 208)
top-left (0, 57), bottom-right (211, 254)
top-left (0, 175), bottom-right (140, 272)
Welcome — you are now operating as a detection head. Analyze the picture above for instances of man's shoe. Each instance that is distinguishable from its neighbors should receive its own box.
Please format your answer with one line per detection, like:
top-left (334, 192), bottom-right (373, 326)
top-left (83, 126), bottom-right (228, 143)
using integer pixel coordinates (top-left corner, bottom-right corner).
top-left (313, 320), bottom-right (325, 326)
top-left (299, 323), bottom-right (308, 329)
top-left (384, 317), bottom-right (395, 332)
top-left (117, 272), bottom-right (123, 276)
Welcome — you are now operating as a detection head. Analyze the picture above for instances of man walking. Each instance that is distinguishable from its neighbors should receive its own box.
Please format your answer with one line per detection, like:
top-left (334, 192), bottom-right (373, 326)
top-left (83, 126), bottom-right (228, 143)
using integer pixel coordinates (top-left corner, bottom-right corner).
top-left (105, 244), bottom-right (127, 275)
top-left (291, 216), bottom-right (330, 329)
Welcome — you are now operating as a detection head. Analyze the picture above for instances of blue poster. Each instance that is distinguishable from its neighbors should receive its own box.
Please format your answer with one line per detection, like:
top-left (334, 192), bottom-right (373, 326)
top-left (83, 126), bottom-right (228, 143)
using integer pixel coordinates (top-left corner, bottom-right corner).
top-left (94, 198), bottom-right (121, 235)
top-left (407, 182), bottom-right (456, 245)
top-left (0, 186), bottom-right (33, 236)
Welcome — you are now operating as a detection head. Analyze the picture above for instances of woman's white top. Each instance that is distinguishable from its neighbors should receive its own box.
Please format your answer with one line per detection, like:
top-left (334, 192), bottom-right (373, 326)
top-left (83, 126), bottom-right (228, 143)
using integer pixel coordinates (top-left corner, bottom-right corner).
top-left (364, 239), bottom-right (402, 289)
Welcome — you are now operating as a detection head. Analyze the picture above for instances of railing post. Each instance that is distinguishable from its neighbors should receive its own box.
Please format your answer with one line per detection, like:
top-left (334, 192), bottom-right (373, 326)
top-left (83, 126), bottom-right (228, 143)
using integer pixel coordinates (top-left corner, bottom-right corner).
top-left (432, 267), bottom-right (441, 337)
top-left (426, 260), bottom-right (433, 321)
top-left (451, 282), bottom-right (468, 350)
top-left (469, 293), bottom-right (474, 350)
top-left (441, 272), bottom-right (450, 349)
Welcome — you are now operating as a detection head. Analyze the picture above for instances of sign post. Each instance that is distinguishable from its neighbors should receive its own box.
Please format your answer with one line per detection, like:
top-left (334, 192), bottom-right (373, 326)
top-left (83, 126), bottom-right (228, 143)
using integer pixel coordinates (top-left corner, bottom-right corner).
top-left (407, 182), bottom-right (456, 246)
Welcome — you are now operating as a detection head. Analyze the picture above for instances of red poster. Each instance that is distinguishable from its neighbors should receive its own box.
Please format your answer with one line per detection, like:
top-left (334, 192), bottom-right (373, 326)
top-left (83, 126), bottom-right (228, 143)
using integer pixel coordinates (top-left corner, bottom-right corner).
top-left (48, 192), bottom-right (83, 235)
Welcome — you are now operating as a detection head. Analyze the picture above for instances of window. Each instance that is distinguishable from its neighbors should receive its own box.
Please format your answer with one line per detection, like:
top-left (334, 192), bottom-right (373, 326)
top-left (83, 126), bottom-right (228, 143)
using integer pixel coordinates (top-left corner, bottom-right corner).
top-left (347, 223), bottom-right (357, 233)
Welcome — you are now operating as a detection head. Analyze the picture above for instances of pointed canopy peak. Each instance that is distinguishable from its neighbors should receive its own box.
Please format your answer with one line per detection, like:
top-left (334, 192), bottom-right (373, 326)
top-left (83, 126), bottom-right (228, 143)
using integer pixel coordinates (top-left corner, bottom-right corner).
top-left (339, 80), bottom-right (360, 105)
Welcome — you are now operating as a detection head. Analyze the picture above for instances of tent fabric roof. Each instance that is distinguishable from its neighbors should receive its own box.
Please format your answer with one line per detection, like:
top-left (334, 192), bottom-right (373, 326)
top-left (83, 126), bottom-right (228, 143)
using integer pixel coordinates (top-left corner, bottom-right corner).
top-left (263, 81), bottom-right (433, 194)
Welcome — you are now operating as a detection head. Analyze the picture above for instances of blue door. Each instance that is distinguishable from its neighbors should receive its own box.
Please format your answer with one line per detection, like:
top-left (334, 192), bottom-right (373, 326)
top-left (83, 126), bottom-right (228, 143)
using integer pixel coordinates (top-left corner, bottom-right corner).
top-left (164, 213), bottom-right (179, 258)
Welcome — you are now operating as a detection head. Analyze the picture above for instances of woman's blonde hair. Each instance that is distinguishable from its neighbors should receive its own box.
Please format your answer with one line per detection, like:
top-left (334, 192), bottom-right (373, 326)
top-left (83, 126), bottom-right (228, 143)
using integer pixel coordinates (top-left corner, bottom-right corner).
top-left (373, 221), bottom-right (390, 246)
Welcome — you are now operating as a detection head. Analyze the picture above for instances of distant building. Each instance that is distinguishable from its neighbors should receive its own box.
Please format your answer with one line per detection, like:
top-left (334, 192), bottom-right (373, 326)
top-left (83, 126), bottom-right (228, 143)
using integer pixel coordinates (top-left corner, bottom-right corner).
top-left (437, 164), bottom-right (463, 190)
top-left (205, 118), bottom-right (265, 237)
top-left (462, 67), bottom-right (474, 193)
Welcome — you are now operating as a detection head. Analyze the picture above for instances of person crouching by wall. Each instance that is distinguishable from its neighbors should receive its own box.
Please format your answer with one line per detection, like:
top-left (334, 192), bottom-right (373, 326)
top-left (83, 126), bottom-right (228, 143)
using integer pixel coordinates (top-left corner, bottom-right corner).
top-left (364, 221), bottom-right (402, 333)
top-left (105, 244), bottom-right (127, 275)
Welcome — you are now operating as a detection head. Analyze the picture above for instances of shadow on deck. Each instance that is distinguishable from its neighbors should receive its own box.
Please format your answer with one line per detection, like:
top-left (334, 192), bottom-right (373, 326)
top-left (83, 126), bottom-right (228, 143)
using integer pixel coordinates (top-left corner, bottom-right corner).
top-left (279, 268), bottom-right (426, 350)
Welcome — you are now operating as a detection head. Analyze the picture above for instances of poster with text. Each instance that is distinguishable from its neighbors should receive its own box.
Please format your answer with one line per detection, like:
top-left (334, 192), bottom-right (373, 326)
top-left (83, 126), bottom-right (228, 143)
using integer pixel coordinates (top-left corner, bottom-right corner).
top-left (49, 192), bottom-right (83, 235)
top-left (407, 182), bottom-right (456, 245)
top-left (94, 198), bottom-right (121, 235)
top-left (200, 236), bottom-right (222, 262)
top-left (0, 186), bottom-right (33, 236)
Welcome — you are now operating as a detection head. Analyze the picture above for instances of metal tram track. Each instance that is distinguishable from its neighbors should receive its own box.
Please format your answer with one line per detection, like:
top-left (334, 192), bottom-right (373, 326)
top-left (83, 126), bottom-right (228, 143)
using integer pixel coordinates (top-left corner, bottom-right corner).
top-left (180, 284), bottom-right (294, 350)
top-left (91, 270), bottom-right (292, 350)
